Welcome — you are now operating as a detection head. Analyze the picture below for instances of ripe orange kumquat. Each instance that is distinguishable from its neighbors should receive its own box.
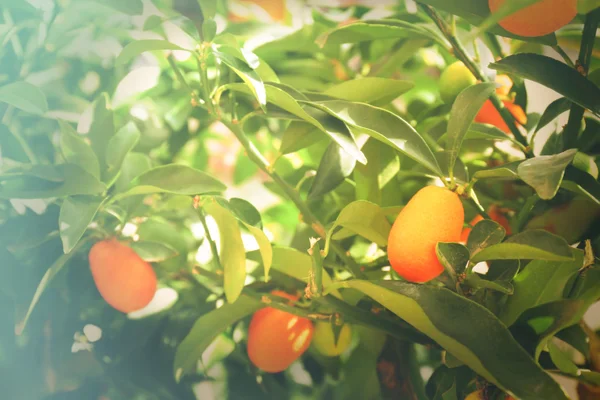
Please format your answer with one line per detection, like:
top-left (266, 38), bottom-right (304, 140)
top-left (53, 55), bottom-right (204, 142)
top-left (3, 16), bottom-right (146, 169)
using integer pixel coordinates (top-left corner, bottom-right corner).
top-left (387, 186), bottom-right (464, 283)
top-left (489, 0), bottom-right (577, 37)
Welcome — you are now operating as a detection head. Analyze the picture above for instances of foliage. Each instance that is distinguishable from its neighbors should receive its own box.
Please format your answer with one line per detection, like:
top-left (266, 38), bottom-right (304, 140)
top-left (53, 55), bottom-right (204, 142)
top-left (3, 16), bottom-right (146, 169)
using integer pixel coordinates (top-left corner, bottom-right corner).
top-left (1, 0), bottom-right (600, 399)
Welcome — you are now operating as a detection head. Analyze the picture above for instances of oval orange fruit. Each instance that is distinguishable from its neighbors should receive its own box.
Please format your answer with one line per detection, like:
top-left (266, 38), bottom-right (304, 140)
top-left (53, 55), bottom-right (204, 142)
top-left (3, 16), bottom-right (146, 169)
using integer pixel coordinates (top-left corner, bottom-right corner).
top-left (489, 0), bottom-right (577, 37)
top-left (247, 291), bottom-right (314, 373)
top-left (388, 186), bottom-right (464, 283)
top-left (89, 238), bottom-right (157, 313)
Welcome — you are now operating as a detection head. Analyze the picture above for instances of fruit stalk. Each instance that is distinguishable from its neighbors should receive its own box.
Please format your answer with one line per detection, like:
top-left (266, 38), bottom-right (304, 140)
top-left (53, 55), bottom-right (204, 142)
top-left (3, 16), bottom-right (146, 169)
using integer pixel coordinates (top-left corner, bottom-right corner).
top-left (564, 9), bottom-right (600, 149)
top-left (419, 3), bottom-right (529, 149)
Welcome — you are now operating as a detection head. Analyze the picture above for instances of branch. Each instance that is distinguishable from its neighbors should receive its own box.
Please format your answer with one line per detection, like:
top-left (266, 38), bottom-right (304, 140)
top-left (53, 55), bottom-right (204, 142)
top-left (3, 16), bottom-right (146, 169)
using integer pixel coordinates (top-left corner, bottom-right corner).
top-left (419, 3), bottom-right (529, 151)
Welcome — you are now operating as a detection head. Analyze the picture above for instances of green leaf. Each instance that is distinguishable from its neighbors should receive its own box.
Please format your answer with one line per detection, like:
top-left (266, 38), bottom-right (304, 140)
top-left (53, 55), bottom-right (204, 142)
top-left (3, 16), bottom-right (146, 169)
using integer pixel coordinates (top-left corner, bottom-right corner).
top-left (279, 122), bottom-right (323, 154)
top-left (227, 198), bottom-right (263, 228)
top-left (173, 296), bottom-right (262, 382)
top-left (0, 81), bottom-right (48, 114)
top-left (116, 40), bottom-right (188, 66)
top-left (199, 334), bottom-right (235, 374)
top-left (86, 93), bottom-right (115, 174)
top-left (58, 120), bottom-right (101, 179)
top-left (317, 19), bottom-right (443, 48)
top-left (114, 152), bottom-right (152, 193)
top-left (561, 166), bottom-right (600, 205)
top-left (578, 0), bottom-right (600, 14)
top-left (214, 49), bottom-right (266, 107)
top-left (335, 280), bottom-right (568, 400)
top-left (306, 100), bottom-right (443, 177)
top-left (242, 222), bottom-right (272, 281)
top-left (196, 0), bottom-right (216, 19)
top-left (500, 249), bottom-right (583, 326)
top-left (206, 201), bottom-right (247, 303)
top-left (0, 164), bottom-right (106, 199)
top-left (471, 230), bottom-right (574, 263)
top-left (307, 110), bottom-right (367, 164)
top-left (547, 340), bottom-right (579, 376)
top-left (129, 241), bottom-right (179, 262)
top-left (445, 83), bottom-right (497, 178)
top-left (471, 161), bottom-right (520, 181)
top-left (309, 142), bottom-right (356, 199)
top-left (104, 122), bottom-right (141, 184)
top-left (17, 238), bottom-right (89, 335)
top-left (490, 54), bottom-right (600, 115)
top-left (119, 164), bottom-right (226, 198)
top-left (535, 98), bottom-right (571, 132)
top-left (323, 78), bottom-right (414, 105)
top-left (324, 200), bottom-right (391, 255)
top-left (464, 273), bottom-right (514, 294)
top-left (88, 0), bottom-right (143, 15)
top-left (436, 242), bottom-right (470, 275)
top-left (467, 219), bottom-right (506, 257)
top-left (59, 195), bottom-right (103, 254)
top-left (517, 149), bottom-right (577, 200)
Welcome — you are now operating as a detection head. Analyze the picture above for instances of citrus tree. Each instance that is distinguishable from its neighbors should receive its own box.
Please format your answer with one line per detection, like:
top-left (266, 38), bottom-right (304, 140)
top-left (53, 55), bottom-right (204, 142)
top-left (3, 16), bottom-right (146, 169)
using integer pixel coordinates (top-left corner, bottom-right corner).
top-left (1, 0), bottom-right (600, 399)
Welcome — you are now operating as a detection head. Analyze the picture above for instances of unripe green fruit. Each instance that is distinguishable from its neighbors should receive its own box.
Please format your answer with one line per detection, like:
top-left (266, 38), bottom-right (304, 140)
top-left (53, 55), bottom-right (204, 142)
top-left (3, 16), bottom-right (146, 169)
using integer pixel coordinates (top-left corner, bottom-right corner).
top-left (439, 61), bottom-right (477, 104)
top-left (311, 322), bottom-right (353, 357)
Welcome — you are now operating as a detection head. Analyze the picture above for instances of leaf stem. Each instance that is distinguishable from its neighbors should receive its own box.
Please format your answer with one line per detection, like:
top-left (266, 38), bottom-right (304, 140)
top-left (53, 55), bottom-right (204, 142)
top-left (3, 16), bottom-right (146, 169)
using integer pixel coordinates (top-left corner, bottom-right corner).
top-left (563, 9), bottom-right (599, 149)
top-left (419, 3), bottom-right (529, 150)
top-left (195, 201), bottom-right (223, 271)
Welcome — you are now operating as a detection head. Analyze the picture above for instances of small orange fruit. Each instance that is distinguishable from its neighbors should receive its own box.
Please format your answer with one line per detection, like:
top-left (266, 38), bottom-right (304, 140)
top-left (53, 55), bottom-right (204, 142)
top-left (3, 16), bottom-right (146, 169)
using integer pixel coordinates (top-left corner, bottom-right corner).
top-left (228, 0), bottom-right (286, 23)
top-left (247, 291), bottom-right (314, 373)
top-left (89, 238), bottom-right (157, 313)
top-left (475, 99), bottom-right (527, 133)
top-left (387, 186), bottom-right (464, 283)
top-left (489, 0), bottom-right (577, 37)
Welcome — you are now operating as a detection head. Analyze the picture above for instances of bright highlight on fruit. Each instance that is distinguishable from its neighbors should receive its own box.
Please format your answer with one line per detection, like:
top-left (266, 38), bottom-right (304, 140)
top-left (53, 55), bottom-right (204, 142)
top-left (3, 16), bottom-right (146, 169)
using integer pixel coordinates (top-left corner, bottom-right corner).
top-left (312, 322), bottom-right (353, 357)
top-left (387, 186), bottom-right (464, 283)
top-left (247, 291), bottom-right (314, 373)
top-left (89, 238), bottom-right (157, 313)
top-left (489, 0), bottom-right (577, 37)
top-left (439, 61), bottom-right (477, 104)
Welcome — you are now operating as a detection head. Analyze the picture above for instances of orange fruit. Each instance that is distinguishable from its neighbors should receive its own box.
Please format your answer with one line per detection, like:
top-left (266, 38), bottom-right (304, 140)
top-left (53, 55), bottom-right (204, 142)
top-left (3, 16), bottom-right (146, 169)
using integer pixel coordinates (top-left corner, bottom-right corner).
top-left (228, 0), bottom-right (286, 23)
top-left (89, 238), bottom-right (157, 313)
top-left (475, 99), bottom-right (527, 133)
top-left (489, 0), bottom-right (577, 37)
top-left (387, 186), bottom-right (464, 283)
top-left (460, 205), bottom-right (512, 243)
top-left (247, 291), bottom-right (314, 373)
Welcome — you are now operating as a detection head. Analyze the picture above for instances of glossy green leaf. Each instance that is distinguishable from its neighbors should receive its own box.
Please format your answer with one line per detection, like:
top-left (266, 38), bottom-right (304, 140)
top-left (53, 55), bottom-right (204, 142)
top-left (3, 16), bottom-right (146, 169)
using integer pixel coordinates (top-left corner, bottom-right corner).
top-left (206, 201), bottom-right (247, 303)
top-left (173, 296), bottom-right (262, 382)
top-left (467, 219), bottom-right (506, 257)
top-left (116, 40), bottom-right (187, 66)
top-left (119, 164), bottom-right (226, 198)
top-left (517, 149), bottom-right (577, 200)
top-left (0, 81), bottom-right (48, 115)
top-left (323, 78), bottom-right (414, 105)
top-left (58, 120), bottom-right (100, 179)
top-left (243, 222), bottom-right (272, 281)
top-left (500, 249), bottom-right (583, 326)
top-left (535, 98), bottom-right (571, 132)
top-left (354, 139), bottom-right (399, 204)
top-left (199, 334), bottom-right (235, 374)
top-left (86, 94), bottom-right (115, 174)
top-left (490, 54), bottom-right (600, 115)
top-left (309, 142), bottom-right (356, 199)
top-left (306, 100), bottom-right (443, 177)
top-left (196, 0), bottom-right (216, 19)
top-left (214, 49), bottom-right (266, 107)
top-left (465, 273), bottom-right (514, 294)
top-left (561, 166), bottom-right (600, 204)
top-left (446, 83), bottom-right (497, 178)
top-left (471, 229), bottom-right (573, 263)
top-left (336, 280), bottom-right (568, 400)
top-left (279, 122), bottom-right (323, 154)
top-left (59, 195), bottom-right (103, 254)
top-left (227, 197), bottom-right (263, 228)
top-left (436, 242), bottom-right (470, 275)
top-left (104, 122), bottom-right (141, 183)
top-left (317, 19), bottom-right (442, 48)
top-left (578, 0), bottom-right (600, 13)
top-left (471, 161), bottom-right (520, 181)
top-left (0, 164), bottom-right (106, 199)
top-left (130, 241), bottom-right (179, 262)
top-left (114, 152), bottom-right (152, 193)
top-left (324, 200), bottom-right (391, 255)
top-left (547, 340), bottom-right (579, 376)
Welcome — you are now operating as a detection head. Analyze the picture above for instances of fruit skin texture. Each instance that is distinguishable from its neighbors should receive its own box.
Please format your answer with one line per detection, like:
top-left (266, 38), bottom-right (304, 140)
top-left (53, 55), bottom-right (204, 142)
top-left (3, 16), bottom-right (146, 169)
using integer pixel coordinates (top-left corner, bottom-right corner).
top-left (247, 291), bottom-right (314, 373)
top-left (311, 322), bottom-right (353, 357)
top-left (387, 186), bottom-right (464, 283)
top-left (460, 205), bottom-right (512, 243)
top-left (489, 0), bottom-right (577, 37)
top-left (89, 238), bottom-right (157, 313)
top-left (439, 61), bottom-right (477, 103)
